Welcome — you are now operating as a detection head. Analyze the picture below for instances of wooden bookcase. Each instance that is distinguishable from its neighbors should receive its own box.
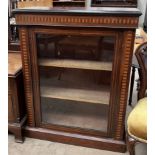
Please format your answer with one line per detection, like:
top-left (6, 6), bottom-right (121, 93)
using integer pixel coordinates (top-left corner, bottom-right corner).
top-left (13, 6), bottom-right (141, 152)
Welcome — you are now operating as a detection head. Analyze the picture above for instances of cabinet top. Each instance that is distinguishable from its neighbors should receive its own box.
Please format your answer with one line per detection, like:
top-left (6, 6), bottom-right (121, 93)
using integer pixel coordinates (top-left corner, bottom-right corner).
top-left (13, 7), bottom-right (141, 28)
top-left (13, 7), bottom-right (141, 17)
top-left (8, 52), bottom-right (22, 77)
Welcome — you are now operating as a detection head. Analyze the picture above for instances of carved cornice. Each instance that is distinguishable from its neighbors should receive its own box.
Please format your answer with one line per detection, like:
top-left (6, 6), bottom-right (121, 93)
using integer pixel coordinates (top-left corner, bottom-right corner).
top-left (15, 14), bottom-right (139, 28)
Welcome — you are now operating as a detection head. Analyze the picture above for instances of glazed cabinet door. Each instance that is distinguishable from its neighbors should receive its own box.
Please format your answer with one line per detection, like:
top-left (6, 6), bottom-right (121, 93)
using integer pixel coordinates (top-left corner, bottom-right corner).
top-left (30, 28), bottom-right (123, 137)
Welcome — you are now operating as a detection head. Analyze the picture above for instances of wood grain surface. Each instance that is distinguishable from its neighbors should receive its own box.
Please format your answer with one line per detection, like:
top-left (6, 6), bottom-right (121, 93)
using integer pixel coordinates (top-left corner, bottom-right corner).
top-left (8, 53), bottom-right (22, 76)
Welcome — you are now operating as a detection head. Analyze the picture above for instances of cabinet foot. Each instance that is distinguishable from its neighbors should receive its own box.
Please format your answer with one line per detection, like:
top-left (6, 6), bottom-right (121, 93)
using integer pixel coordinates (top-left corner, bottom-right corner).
top-left (15, 136), bottom-right (23, 143)
top-left (15, 131), bottom-right (24, 143)
top-left (9, 116), bottom-right (27, 143)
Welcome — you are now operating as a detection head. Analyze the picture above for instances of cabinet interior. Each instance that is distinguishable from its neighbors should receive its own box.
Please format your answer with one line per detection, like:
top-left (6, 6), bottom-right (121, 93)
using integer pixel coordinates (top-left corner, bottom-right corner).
top-left (36, 33), bottom-right (115, 133)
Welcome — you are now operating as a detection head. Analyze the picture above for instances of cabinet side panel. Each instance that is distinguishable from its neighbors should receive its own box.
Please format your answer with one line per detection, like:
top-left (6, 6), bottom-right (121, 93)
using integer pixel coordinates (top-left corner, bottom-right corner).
top-left (19, 27), bottom-right (35, 126)
top-left (16, 73), bottom-right (26, 121)
top-left (8, 78), bottom-right (17, 122)
top-left (115, 30), bottom-right (135, 140)
top-left (8, 94), bottom-right (15, 122)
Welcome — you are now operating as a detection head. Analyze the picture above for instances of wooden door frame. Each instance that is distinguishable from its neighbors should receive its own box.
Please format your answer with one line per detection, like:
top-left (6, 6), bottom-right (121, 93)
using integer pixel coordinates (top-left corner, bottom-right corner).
top-left (27, 26), bottom-right (125, 138)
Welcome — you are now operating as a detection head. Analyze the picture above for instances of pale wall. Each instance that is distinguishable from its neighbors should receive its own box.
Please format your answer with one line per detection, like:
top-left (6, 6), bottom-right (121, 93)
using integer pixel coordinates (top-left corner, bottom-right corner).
top-left (138, 0), bottom-right (147, 26)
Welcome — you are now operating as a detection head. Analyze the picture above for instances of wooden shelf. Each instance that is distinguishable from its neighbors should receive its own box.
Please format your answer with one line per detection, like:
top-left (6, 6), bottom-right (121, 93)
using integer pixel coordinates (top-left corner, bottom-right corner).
top-left (39, 59), bottom-right (112, 71)
top-left (41, 86), bottom-right (110, 104)
top-left (42, 98), bottom-right (108, 131)
top-left (41, 85), bottom-right (110, 104)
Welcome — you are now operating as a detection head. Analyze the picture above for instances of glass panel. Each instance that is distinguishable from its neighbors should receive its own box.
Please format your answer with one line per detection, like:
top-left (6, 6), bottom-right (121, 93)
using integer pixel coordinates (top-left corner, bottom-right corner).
top-left (36, 34), bottom-right (115, 133)
top-left (41, 98), bottom-right (109, 131)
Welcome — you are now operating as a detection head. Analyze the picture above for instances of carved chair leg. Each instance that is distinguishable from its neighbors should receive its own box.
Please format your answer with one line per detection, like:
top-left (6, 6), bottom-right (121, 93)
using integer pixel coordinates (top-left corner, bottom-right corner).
top-left (126, 133), bottom-right (137, 155)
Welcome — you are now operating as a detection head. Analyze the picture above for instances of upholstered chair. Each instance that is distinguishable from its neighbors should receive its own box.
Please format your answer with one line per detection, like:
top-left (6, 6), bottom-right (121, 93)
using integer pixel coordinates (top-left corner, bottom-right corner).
top-left (126, 42), bottom-right (147, 155)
